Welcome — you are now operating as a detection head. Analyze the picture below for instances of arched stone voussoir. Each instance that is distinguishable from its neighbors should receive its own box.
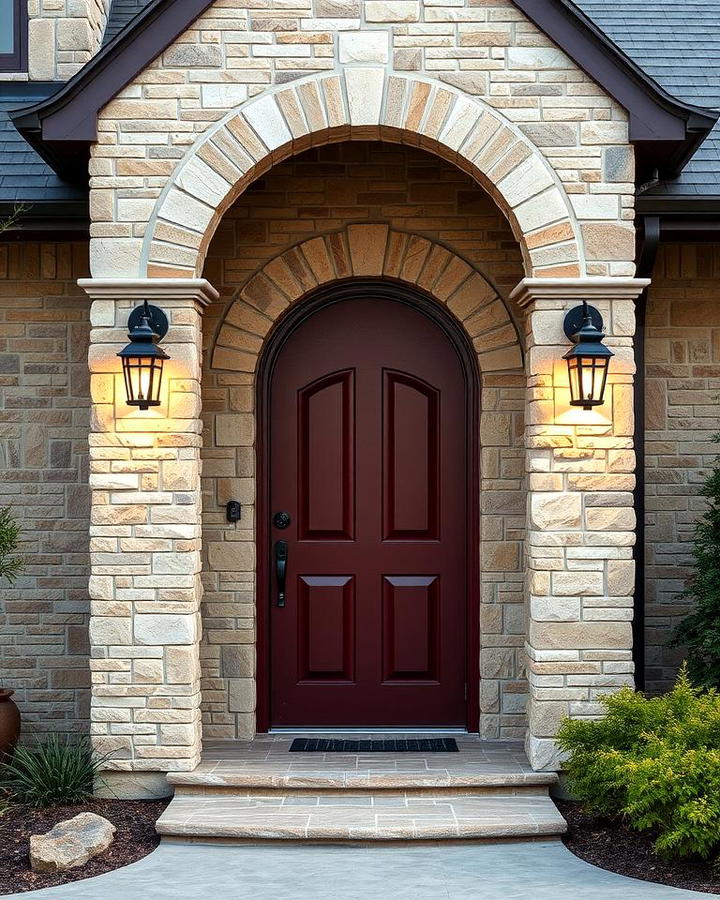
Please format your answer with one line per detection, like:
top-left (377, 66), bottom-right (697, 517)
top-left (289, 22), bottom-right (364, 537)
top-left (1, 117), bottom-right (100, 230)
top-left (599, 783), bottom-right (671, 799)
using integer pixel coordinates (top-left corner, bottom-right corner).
top-left (144, 72), bottom-right (585, 280)
top-left (211, 226), bottom-right (524, 377)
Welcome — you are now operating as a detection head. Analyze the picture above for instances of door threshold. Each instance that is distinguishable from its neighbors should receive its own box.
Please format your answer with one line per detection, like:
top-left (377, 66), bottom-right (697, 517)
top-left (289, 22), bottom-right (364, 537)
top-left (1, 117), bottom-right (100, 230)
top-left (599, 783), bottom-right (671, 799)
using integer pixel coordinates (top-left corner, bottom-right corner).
top-left (268, 727), bottom-right (470, 735)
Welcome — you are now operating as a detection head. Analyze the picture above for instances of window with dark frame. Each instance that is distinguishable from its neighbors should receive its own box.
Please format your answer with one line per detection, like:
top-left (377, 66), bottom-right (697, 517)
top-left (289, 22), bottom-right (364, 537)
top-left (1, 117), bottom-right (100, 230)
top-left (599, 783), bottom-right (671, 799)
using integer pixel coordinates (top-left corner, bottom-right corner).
top-left (0, 0), bottom-right (28, 72)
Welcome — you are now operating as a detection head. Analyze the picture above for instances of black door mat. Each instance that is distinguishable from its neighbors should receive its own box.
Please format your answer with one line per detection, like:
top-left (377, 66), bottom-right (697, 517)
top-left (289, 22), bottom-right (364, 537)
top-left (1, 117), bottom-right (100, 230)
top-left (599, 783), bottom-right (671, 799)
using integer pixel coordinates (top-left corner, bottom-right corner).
top-left (289, 738), bottom-right (458, 753)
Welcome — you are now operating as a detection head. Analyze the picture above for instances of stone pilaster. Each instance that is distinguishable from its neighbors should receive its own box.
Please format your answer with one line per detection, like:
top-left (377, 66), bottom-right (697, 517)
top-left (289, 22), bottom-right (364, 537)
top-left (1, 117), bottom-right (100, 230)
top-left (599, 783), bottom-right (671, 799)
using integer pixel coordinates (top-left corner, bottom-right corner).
top-left (511, 277), bottom-right (649, 771)
top-left (80, 278), bottom-right (218, 799)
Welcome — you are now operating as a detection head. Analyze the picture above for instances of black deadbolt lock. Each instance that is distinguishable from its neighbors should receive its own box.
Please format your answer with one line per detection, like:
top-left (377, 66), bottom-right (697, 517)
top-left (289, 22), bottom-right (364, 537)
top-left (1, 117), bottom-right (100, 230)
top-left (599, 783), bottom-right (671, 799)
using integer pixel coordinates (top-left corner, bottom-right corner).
top-left (226, 500), bottom-right (242, 523)
top-left (273, 511), bottom-right (291, 530)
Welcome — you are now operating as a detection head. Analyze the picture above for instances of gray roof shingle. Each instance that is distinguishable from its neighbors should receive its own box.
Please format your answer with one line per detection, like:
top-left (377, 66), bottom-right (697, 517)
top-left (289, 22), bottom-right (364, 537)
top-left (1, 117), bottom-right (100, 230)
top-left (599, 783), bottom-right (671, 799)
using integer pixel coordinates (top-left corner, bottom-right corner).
top-left (4, 0), bottom-right (720, 207)
top-left (574, 0), bottom-right (720, 195)
top-left (102, 0), bottom-right (151, 45)
top-left (0, 85), bottom-right (86, 207)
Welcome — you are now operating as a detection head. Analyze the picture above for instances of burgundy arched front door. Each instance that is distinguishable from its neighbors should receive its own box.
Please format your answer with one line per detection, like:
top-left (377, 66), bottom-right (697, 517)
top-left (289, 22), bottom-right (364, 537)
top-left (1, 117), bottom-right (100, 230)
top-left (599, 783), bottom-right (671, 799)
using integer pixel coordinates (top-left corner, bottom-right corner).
top-left (268, 289), bottom-right (470, 727)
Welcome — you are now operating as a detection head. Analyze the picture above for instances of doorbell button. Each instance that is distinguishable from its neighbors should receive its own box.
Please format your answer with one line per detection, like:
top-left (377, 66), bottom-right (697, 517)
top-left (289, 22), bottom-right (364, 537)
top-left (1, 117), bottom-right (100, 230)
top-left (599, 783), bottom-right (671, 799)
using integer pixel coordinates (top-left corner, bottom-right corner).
top-left (226, 500), bottom-right (242, 523)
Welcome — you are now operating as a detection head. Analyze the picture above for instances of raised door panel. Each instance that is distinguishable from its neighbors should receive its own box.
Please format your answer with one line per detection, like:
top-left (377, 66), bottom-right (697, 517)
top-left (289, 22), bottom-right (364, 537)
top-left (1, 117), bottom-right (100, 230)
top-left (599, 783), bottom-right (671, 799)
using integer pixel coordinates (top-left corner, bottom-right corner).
top-left (298, 575), bottom-right (355, 681)
top-left (383, 370), bottom-right (439, 541)
top-left (382, 575), bottom-right (439, 682)
top-left (298, 369), bottom-right (355, 540)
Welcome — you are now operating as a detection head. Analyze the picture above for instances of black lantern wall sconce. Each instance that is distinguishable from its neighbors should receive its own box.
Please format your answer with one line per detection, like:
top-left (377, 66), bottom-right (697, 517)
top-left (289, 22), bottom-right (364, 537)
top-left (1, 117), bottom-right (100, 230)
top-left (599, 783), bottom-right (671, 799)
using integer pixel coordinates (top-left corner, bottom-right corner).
top-left (118, 301), bottom-right (170, 409)
top-left (562, 301), bottom-right (613, 410)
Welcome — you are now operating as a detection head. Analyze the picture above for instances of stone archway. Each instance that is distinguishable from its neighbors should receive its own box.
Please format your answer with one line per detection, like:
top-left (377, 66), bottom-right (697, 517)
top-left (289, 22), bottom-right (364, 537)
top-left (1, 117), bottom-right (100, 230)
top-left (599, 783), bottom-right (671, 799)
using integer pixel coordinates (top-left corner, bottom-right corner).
top-left (81, 63), bottom-right (646, 787)
top-left (211, 224), bottom-right (523, 376)
top-left (140, 71), bottom-right (586, 281)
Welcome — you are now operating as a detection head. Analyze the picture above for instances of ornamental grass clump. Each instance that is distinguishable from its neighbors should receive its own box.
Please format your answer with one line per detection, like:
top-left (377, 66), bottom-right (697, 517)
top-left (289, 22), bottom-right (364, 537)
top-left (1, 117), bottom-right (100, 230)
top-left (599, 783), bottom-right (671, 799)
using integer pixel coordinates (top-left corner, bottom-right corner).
top-left (557, 665), bottom-right (720, 860)
top-left (0, 735), bottom-right (107, 807)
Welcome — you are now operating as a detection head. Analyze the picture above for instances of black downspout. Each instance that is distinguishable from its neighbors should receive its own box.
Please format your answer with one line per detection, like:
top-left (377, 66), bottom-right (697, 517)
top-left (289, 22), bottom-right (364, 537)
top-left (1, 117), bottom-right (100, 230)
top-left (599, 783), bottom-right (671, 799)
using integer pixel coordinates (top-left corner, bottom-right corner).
top-left (633, 214), bottom-right (660, 691)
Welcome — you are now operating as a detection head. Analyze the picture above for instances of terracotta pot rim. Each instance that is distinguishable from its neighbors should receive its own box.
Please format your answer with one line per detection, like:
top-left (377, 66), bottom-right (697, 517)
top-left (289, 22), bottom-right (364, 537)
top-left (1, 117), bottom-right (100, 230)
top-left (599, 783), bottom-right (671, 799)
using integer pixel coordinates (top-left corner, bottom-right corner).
top-left (0, 689), bottom-right (15, 700)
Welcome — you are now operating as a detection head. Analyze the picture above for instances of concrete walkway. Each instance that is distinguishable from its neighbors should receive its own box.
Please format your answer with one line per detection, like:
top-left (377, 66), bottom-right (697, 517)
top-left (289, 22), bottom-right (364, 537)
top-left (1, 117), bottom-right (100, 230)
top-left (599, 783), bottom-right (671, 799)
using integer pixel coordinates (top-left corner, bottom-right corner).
top-left (6, 840), bottom-right (708, 899)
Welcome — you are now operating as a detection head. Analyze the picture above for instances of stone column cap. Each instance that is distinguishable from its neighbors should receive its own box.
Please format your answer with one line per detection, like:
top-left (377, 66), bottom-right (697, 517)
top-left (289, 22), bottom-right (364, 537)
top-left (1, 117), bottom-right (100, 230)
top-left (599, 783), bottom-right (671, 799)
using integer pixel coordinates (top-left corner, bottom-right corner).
top-left (78, 278), bottom-right (219, 306)
top-left (511, 277), bottom-right (651, 307)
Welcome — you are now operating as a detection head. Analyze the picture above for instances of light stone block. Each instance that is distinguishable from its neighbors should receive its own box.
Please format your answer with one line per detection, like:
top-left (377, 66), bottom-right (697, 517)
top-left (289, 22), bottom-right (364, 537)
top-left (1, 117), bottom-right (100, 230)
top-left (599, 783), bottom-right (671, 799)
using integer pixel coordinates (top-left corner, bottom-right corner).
top-left (89, 239), bottom-right (143, 279)
top-left (365, 1), bottom-right (419, 22)
top-left (508, 47), bottom-right (574, 70)
top-left (243, 96), bottom-right (292, 152)
top-left (570, 193), bottom-right (620, 221)
top-left (200, 84), bottom-right (249, 108)
top-left (530, 596), bottom-right (580, 622)
top-left (439, 96), bottom-right (478, 151)
top-left (345, 67), bottom-right (385, 126)
top-left (497, 156), bottom-right (554, 208)
top-left (134, 614), bottom-right (198, 646)
top-left (514, 188), bottom-right (569, 233)
top-left (176, 156), bottom-right (232, 208)
top-left (530, 493), bottom-right (581, 530)
top-left (89, 617), bottom-right (132, 646)
top-left (338, 31), bottom-right (389, 64)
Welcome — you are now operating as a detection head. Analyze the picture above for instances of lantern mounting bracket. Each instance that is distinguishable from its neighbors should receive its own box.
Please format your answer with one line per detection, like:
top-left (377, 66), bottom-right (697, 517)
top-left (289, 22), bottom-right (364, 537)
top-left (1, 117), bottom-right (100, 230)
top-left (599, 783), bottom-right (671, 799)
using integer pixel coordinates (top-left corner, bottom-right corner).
top-left (563, 303), bottom-right (603, 343)
top-left (127, 303), bottom-right (169, 340)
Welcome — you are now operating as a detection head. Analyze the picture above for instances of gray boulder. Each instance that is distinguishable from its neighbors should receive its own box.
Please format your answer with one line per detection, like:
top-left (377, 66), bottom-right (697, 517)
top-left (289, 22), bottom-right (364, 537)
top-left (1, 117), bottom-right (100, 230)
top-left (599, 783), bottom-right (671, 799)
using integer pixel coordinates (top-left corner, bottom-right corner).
top-left (30, 812), bottom-right (116, 872)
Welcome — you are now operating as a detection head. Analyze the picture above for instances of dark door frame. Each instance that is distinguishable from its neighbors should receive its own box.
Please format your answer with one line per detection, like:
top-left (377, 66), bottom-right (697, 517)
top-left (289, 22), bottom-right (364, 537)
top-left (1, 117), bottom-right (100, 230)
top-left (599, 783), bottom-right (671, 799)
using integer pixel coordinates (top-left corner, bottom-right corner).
top-left (255, 278), bottom-right (481, 733)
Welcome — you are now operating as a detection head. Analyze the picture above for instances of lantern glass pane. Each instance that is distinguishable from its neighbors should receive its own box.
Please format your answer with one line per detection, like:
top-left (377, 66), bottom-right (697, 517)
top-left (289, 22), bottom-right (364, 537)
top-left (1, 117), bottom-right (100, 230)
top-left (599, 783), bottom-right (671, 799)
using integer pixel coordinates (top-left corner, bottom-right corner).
top-left (566, 354), bottom-right (610, 408)
top-left (121, 355), bottom-right (164, 407)
top-left (598, 357), bottom-right (609, 402)
top-left (567, 357), bottom-right (581, 404)
top-left (581, 359), bottom-right (597, 405)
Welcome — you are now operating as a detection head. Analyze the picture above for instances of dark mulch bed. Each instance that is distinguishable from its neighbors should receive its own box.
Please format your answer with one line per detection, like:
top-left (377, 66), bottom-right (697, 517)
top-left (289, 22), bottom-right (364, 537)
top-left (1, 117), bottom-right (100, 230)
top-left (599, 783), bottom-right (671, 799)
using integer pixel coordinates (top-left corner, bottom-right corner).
top-left (0, 798), bottom-right (169, 895)
top-left (558, 799), bottom-right (720, 895)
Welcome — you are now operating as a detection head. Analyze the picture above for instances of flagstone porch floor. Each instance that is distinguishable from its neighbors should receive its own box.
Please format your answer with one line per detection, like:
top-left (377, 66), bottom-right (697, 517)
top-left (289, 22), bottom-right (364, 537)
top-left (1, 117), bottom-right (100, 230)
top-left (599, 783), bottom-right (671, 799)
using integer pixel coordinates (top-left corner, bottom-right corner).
top-left (157, 735), bottom-right (566, 842)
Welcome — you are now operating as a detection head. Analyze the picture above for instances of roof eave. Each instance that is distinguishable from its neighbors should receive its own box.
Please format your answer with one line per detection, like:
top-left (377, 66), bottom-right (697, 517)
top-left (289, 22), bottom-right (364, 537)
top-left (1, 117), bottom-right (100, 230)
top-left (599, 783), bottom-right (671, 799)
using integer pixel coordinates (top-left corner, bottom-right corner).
top-left (9, 0), bottom-right (216, 177)
top-left (0, 199), bottom-right (90, 237)
top-left (8, 0), bottom-right (719, 189)
top-left (513, 0), bottom-right (718, 178)
top-left (636, 194), bottom-right (720, 216)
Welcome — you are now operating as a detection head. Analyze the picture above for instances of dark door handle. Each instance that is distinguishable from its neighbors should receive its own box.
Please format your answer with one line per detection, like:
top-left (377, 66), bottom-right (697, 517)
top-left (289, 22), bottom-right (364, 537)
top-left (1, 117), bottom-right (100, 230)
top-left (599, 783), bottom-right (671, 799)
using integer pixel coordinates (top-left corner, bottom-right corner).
top-left (274, 540), bottom-right (288, 608)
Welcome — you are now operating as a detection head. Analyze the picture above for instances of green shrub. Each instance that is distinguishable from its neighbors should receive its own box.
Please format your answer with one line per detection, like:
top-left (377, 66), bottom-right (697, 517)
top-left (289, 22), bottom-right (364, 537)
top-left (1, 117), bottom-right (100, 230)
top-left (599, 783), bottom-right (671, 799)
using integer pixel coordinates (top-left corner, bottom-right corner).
top-left (671, 434), bottom-right (720, 688)
top-left (0, 735), bottom-right (108, 807)
top-left (557, 665), bottom-right (720, 860)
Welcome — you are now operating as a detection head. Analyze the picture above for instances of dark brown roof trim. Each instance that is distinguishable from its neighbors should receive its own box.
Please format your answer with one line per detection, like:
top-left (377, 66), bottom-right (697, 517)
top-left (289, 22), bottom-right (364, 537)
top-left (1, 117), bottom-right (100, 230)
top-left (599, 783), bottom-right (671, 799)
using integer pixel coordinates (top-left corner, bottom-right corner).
top-left (0, 200), bottom-right (90, 239)
top-left (11, 0), bottom-right (215, 179)
top-left (9, 0), bottom-right (719, 185)
top-left (656, 219), bottom-right (720, 244)
top-left (636, 195), bottom-right (720, 216)
top-left (514, 0), bottom-right (717, 177)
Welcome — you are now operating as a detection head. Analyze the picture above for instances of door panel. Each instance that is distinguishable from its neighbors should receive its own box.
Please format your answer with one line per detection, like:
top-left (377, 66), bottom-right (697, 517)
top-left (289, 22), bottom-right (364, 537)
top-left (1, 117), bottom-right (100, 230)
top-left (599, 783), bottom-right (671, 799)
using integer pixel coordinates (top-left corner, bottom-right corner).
top-left (269, 293), bottom-right (468, 727)
top-left (383, 371), bottom-right (439, 540)
top-left (298, 370), bottom-right (354, 540)
top-left (382, 575), bottom-right (439, 682)
top-left (298, 575), bottom-right (354, 681)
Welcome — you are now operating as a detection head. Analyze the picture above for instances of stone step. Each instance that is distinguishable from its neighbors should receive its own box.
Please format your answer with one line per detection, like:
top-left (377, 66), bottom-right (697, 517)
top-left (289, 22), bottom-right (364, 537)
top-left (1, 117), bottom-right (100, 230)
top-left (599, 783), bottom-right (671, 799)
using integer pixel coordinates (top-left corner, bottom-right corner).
top-left (167, 769), bottom-right (558, 793)
top-left (156, 791), bottom-right (567, 842)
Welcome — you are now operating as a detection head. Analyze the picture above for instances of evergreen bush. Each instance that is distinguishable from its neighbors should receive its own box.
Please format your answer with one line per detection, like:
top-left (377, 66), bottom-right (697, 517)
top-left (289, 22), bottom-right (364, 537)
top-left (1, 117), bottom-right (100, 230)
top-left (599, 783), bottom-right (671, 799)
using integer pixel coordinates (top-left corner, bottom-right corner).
top-left (670, 433), bottom-right (720, 687)
top-left (558, 666), bottom-right (720, 859)
top-left (0, 506), bottom-right (22, 584)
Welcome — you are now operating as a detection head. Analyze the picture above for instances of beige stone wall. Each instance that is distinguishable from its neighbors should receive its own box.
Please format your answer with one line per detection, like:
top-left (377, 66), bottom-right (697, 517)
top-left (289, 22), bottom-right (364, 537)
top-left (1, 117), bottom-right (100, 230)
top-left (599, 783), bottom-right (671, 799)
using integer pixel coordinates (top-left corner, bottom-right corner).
top-left (0, 241), bottom-right (91, 735)
top-left (89, 0), bottom-right (636, 280)
top-left (644, 243), bottom-right (720, 693)
top-left (26, 0), bottom-right (112, 80)
top-left (199, 141), bottom-right (528, 740)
